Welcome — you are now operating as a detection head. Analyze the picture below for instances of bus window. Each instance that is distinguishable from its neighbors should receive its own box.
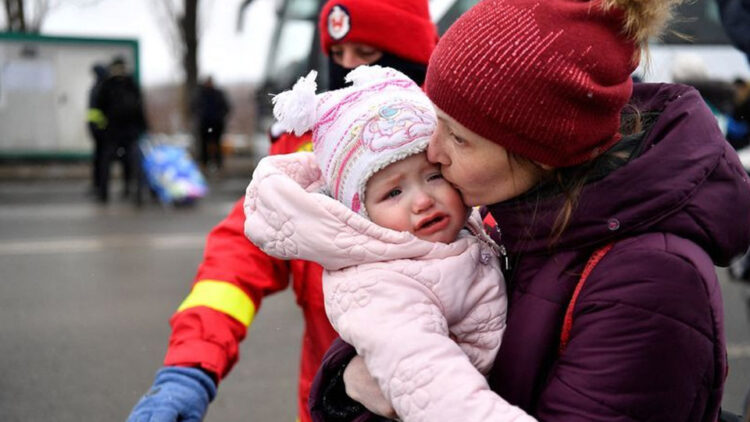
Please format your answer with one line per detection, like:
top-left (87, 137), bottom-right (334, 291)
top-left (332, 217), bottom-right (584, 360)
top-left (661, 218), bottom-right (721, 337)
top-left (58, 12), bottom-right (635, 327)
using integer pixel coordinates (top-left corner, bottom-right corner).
top-left (638, 0), bottom-right (750, 82)
top-left (433, 0), bottom-right (478, 34)
top-left (268, 20), bottom-right (316, 87)
top-left (285, 0), bottom-right (319, 19)
top-left (659, 0), bottom-right (731, 45)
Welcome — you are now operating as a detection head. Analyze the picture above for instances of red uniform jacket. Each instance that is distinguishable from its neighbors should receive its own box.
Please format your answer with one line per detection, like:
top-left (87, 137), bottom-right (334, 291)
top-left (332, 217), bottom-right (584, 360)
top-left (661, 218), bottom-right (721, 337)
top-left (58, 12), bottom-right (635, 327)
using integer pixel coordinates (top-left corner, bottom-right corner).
top-left (164, 131), bottom-right (338, 422)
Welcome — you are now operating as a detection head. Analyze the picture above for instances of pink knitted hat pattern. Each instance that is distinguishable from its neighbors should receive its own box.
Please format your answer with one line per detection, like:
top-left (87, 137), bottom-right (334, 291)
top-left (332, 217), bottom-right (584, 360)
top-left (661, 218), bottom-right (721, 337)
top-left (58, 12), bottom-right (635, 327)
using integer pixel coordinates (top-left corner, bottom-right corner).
top-left (272, 66), bottom-right (437, 215)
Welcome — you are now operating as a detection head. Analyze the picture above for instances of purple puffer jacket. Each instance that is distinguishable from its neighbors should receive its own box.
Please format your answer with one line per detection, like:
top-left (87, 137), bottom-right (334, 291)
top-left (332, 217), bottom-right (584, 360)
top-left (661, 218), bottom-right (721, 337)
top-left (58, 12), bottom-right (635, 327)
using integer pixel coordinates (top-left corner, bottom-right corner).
top-left (309, 83), bottom-right (750, 422)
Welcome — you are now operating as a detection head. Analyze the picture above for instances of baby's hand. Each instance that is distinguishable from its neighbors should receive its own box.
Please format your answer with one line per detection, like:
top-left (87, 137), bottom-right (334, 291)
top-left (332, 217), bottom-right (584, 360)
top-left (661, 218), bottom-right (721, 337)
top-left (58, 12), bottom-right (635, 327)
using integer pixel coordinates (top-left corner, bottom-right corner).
top-left (344, 355), bottom-right (398, 419)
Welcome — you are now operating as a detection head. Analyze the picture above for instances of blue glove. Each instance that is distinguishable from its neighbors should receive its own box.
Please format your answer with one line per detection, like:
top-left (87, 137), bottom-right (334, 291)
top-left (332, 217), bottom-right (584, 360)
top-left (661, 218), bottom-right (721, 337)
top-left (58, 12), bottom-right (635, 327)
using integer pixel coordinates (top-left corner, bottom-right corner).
top-left (127, 366), bottom-right (217, 422)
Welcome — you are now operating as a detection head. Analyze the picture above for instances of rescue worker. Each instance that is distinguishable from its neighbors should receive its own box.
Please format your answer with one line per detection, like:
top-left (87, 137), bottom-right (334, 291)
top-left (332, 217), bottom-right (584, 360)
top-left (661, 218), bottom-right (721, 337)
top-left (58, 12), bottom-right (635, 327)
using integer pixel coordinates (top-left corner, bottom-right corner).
top-left (126, 1), bottom-right (438, 421)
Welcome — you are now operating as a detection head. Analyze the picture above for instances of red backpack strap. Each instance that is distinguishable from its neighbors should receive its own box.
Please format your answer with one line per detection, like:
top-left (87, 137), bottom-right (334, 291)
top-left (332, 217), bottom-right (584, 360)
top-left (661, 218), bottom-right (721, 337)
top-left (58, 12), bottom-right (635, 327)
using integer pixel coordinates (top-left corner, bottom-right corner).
top-left (558, 242), bottom-right (615, 355)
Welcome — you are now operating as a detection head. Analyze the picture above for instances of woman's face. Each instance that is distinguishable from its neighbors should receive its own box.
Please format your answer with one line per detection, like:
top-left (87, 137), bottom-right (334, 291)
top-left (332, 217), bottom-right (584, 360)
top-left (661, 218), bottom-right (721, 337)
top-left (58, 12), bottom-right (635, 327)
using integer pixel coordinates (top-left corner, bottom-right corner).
top-left (427, 107), bottom-right (547, 207)
top-left (330, 42), bottom-right (383, 68)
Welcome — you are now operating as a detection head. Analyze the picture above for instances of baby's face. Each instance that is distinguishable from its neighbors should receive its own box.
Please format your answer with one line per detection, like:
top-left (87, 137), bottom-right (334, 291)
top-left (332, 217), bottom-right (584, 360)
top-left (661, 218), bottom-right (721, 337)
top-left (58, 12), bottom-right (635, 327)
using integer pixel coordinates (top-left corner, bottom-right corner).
top-left (364, 152), bottom-right (468, 243)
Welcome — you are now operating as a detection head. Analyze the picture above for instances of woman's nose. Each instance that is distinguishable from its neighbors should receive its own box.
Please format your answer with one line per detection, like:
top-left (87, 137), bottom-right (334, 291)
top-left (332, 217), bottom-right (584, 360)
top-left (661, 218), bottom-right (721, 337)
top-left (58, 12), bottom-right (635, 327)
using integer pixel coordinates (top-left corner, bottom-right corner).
top-left (427, 135), bottom-right (448, 166)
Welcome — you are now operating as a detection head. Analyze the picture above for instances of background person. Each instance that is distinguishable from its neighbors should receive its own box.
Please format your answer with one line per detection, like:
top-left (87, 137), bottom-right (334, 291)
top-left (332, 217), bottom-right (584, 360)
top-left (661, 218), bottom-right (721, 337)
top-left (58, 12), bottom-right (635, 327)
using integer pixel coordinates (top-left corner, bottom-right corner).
top-left (193, 76), bottom-right (231, 173)
top-left (95, 56), bottom-right (147, 203)
top-left (716, 0), bottom-right (750, 65)
top-left (728, 78), bottom-right (750, 150)
top-left (310, 0), bottom-right (750, 420)
top-left (86, 63), bottom-right (108, 195)
top-left (126, 1), bottom-right (438, 422)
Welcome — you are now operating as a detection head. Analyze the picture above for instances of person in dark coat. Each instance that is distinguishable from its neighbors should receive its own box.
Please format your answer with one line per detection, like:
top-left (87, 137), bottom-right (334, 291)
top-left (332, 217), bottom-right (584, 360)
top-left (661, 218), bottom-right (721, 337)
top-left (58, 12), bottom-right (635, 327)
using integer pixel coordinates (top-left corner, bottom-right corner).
top-left (86, 63), bottom-right (108, 193)
top-left (309, 0), bottom-right (750, 421)
top-left (728, 78), bottom-right (750, 149)
top-left (95, 56), bottom-right (147, 203)
top-left (717, 5), bottom-right (750, 416)
top-left (717, 0), bottom-right (750, 64)
top-left (193, 76), bottom-right (231, 172)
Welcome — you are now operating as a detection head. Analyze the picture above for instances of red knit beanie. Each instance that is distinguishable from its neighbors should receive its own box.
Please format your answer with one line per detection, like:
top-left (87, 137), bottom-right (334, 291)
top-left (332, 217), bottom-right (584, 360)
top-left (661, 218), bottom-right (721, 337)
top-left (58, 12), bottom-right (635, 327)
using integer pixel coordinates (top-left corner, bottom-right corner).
top-left (319, 0), bottom-right (438, 66)
top-left (426, 0), bottom-right (671, 168)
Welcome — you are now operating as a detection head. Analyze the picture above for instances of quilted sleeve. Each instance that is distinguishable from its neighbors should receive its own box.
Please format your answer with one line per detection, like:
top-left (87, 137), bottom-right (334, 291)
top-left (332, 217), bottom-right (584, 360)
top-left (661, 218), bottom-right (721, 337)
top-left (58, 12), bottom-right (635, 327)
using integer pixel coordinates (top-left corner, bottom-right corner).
top-left (536, 246), bottom-right (722, 421)
top-left (324, 268), bottom-right (534, 422)
top-left (164, 198), bottom-right (292, 380)
top-left (450, 282), bottom-right (507, 375)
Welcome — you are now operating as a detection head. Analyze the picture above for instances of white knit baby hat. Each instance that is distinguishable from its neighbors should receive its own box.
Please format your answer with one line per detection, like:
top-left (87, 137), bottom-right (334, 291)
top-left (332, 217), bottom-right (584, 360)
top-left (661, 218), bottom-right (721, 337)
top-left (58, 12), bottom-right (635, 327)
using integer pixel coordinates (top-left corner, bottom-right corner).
top-left (272, 65), bottom-right (437, 215)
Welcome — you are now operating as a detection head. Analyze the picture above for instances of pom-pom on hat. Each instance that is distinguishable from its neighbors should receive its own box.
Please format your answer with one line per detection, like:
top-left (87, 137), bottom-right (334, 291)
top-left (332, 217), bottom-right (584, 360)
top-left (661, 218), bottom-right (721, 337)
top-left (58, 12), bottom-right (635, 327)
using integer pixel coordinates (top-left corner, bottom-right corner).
top-left (425, 0), bottom-right (683, 168)
top-left (272, 65), bottom-right (437, 215)
top-left (319, 0), bottom-right (438, 66)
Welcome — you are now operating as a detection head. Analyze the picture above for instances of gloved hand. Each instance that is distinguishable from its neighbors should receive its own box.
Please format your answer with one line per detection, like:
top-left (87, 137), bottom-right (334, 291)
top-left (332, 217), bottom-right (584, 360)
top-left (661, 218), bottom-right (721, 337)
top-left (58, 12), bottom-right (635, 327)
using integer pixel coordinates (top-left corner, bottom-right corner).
top-left (127, 366), bottom-right (217, 422)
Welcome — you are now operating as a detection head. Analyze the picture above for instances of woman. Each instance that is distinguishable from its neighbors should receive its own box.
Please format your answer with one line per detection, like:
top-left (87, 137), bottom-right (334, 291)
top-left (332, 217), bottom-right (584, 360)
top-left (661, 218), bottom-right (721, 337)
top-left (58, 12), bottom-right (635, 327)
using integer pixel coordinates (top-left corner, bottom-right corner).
top-left (126, 1), bottom-right (438, 422)
top-left (310, 0), bottom-right (750, 421)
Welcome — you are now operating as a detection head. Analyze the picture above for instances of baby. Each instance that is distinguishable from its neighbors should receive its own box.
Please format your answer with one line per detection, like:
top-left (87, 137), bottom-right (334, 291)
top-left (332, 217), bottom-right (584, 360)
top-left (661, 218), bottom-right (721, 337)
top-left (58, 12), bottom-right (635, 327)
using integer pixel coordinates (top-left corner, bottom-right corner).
top-left (244, 66), bottom-right (508, 422)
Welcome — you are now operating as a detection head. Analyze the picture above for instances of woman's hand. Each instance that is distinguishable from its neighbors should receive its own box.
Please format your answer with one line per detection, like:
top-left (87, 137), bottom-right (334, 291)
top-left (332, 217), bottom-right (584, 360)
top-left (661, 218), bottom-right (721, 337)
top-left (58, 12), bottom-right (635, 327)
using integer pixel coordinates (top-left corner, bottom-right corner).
top-left (343, 355), bottom-right (397, 419)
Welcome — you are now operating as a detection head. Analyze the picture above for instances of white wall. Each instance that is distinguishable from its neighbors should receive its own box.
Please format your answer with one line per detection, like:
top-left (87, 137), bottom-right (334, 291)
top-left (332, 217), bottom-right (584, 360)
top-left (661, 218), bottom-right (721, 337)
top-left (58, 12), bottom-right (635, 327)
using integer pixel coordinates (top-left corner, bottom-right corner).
top-left (0, 38), bottom-right (135, 156)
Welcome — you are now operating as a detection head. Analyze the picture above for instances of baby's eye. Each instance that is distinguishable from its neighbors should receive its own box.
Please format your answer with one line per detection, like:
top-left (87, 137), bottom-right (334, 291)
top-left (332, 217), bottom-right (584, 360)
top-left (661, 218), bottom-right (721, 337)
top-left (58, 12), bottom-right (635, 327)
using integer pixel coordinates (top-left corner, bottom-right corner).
top-left (384, 188), bottom-right (402, 199)
top-left (427, 173), bottom-right (443, 181)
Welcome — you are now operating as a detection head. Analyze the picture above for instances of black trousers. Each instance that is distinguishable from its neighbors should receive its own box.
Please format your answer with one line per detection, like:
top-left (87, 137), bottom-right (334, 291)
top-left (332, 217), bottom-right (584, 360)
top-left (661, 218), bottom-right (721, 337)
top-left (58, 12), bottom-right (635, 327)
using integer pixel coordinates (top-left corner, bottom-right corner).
top-left (88, 124), bottom-right (106, 189)
top-left (97, 128), bottom-right (138, 202)
top-left (199, 121), bottom-right (225, 169)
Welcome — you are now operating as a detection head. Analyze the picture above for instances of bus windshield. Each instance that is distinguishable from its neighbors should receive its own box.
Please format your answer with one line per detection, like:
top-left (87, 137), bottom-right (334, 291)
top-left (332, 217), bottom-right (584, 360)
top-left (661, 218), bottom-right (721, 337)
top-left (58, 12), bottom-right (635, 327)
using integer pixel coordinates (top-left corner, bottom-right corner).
top-left (659, 0), bottom-right (731, 45)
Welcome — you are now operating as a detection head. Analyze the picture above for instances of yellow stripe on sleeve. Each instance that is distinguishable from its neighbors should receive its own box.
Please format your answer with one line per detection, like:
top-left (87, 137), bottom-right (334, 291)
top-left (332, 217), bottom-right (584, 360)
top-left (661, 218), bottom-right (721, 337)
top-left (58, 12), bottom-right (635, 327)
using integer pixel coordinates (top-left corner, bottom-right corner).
top-left (296, 141), bottom-right (313, 152)
top-left (86, 108), bottom-right (108, 129)
top-left (177, 280), bottom-right (256, 327)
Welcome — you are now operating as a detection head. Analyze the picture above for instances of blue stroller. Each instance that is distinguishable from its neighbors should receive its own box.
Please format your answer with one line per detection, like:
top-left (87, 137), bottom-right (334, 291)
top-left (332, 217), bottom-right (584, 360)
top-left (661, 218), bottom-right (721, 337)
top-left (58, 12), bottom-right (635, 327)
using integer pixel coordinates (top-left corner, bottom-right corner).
top-left (136, 136), bottom-right (208, 206)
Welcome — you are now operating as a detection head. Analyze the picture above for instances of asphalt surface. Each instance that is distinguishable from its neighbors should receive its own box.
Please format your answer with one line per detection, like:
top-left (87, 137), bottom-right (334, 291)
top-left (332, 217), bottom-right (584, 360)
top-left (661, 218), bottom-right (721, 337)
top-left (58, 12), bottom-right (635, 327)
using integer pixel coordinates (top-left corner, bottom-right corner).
top-left (0, 166), bottom-right (302, 422)
top-left (0, 163), bottom-right (749, 421)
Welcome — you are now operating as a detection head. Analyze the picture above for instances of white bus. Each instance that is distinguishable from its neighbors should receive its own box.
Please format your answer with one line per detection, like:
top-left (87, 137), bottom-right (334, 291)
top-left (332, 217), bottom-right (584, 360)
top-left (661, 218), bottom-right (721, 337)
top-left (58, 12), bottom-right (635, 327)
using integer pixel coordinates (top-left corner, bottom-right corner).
top-left (243, 0), bottom-right (749, 129)
top-left (637, 0), bottom-right (750, 83)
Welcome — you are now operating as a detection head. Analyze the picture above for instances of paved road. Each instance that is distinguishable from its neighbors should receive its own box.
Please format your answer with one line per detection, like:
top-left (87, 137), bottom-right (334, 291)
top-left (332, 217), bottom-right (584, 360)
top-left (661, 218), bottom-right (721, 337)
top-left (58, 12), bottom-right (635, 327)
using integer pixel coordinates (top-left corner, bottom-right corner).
top-left (0, 176), bottom-right (302, 422)
top-left (1, 175), bottom-right (749, 421)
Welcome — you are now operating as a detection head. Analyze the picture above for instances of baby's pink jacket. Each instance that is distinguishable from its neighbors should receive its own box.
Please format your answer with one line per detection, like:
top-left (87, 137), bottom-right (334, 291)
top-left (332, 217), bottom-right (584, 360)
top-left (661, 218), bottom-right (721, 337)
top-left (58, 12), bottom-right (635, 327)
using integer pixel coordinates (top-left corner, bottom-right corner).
top-left (244, 152), bottom-right (534, 422)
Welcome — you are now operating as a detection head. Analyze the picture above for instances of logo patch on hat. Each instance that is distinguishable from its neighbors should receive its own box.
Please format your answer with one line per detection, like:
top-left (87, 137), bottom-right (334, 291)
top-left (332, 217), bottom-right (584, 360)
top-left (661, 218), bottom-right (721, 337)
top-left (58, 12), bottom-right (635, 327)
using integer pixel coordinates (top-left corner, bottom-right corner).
top-left (328, 5), bottom-right (350, 40)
